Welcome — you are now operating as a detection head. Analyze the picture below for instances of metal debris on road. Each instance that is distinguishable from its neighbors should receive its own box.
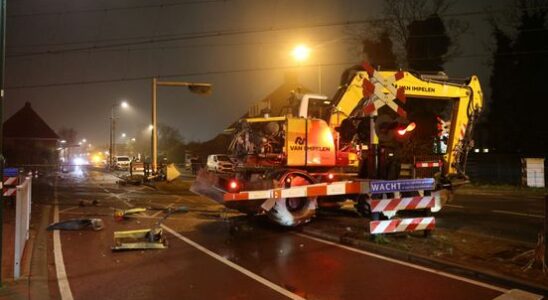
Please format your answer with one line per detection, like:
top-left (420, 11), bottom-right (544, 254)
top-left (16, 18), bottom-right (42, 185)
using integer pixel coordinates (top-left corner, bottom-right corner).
top-left (79, 199), bottom-right (100, 207)
top-left (114, 207), bottom-right (147, 221)
top-left (111, 206), bottom-right (188, 251)
top-left (47, 218), bottom-right (104, 231)
top-left (111, 228), bottom-right (168, 251)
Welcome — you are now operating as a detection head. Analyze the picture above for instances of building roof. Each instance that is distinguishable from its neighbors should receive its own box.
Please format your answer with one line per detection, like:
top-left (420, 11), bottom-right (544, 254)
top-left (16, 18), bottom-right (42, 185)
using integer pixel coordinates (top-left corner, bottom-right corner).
top-left (3, 102), bottom-right (59, 139)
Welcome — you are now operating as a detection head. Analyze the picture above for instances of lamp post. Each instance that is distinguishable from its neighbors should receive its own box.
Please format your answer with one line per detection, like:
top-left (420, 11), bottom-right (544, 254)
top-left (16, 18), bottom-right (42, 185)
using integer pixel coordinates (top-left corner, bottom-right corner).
top-left (151, 78), bottom-right (212, 173)
top-left (109, 101), bottom-right (128, 168)
top-left (291, 44), bottom-right (322, 94)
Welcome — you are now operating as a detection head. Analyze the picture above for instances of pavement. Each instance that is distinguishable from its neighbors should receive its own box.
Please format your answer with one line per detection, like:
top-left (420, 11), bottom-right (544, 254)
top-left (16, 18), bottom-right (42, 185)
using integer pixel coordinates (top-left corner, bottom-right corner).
top-left (0, 167), bottom-right (544, 299)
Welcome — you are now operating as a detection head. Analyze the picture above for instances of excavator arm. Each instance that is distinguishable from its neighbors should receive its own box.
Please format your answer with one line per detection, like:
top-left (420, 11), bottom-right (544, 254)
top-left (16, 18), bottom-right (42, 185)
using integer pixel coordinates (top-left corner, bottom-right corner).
top-left (328, 69), bottom-right (483, 177)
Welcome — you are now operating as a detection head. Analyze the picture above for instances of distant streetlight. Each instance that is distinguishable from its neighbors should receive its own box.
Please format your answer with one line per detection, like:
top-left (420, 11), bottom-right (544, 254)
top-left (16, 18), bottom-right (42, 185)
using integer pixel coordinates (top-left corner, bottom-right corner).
top-left (121, 133), bottom-right (126, 138)
top-left (82, 138), bottom-right (87, 143)
top-left (291, 43), bottom-right (323, 94)
top-left (131, 137), bottom-right (136, 142)
top-left (292, 44), bottom-right (310, 63)
top-left (151, 79), bottom-right (212, 172)
top-left (110, 101), bottom-right (130, 167)
top-left (148, 124), bottom-right (154, 131)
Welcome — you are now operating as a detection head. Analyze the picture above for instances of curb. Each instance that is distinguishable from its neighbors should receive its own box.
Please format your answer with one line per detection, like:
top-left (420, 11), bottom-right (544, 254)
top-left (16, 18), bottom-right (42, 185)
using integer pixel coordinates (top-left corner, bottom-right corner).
top-left (301, 227), bottom-right (548, 296)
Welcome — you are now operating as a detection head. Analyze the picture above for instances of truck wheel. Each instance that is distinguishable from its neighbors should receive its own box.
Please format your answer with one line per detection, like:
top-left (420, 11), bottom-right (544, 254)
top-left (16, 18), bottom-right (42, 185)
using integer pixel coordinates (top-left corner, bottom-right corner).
top-left (267, 171), bottom-right (317, 227)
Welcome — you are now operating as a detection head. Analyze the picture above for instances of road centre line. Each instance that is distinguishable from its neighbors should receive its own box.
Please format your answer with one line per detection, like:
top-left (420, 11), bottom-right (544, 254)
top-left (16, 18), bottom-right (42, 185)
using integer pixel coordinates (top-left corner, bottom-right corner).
top-left (294, 232), bottom-right (507, 293)
top-left (58, 206), bottom-right (78, 214)
top-left (445, 204), bottom-right (543, 219)
top-left (445, 204), bottom-right (464, 209)
top-left (161, 225), bottom-right (305, 300)
top-left (491, 210), bottom-right (543, 219)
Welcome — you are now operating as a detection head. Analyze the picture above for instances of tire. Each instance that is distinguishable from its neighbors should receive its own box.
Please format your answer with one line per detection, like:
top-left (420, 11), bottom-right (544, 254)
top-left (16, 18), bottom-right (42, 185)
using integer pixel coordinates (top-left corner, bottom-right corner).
top-left (267, 170), bottom-right (317, 227)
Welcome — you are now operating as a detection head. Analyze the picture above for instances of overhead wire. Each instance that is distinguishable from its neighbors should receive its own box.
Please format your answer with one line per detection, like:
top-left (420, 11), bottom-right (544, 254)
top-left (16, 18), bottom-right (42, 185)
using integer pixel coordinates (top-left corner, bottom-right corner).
top-left (6, 49), bottom-right (548, 90)
top-left (7, 0), bottom-right (230, 18)
top-left (7, 6), bottom-right (548, 58)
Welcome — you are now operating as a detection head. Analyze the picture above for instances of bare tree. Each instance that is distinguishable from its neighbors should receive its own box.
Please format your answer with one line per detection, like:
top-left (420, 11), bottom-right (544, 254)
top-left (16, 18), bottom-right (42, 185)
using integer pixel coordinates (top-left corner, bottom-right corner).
top-left (380, 0), bottom-right (468, 68)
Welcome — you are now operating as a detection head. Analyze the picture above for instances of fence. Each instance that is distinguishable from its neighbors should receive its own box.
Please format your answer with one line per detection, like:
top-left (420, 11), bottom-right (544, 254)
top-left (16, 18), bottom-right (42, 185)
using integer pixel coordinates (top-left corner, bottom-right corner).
top-left (14, 175), bottom-right (32, 279)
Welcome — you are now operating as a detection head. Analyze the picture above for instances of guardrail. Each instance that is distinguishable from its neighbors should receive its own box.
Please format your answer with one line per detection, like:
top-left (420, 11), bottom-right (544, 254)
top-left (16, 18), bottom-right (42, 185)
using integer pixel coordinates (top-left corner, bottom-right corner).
top-left (14, 175), bottom-right (32, 279)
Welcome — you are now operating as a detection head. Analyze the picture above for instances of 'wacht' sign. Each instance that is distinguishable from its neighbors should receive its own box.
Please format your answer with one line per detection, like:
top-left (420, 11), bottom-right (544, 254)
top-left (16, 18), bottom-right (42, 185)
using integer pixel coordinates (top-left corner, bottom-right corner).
top-left (369, 178), bottom-right (435, 193)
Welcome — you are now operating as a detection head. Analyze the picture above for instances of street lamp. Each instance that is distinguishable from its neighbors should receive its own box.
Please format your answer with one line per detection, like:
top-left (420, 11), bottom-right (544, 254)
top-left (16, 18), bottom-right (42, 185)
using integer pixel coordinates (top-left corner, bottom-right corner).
top-left (151, 78), bottom-right (212, 172)
top-left (109, 101), bottom-right (129, 167)
top-left (291, 44), bottom-right (323, 94)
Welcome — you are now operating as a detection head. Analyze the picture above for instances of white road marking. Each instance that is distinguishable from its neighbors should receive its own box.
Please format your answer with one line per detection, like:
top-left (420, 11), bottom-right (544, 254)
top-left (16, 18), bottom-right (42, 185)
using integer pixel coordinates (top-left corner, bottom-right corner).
top-left (294, 232), bottom-right (508, 293)
top-left (53, 203), bottom-right (75, 300)
top-left (445, 204), bottom-right (464, 209)
top-left (161, 225), bottom-right (305, 300)
top-left (445, 204), bottom-right (543, 219)
top-left (58, 206), bottom-right (78, 214)
top-left (491, 210), bottom-right (543, 219)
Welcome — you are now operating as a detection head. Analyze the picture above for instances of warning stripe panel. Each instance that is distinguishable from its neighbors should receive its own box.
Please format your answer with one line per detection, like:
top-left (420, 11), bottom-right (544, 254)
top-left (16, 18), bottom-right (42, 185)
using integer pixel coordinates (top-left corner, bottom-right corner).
top-left (224, 180), bottom-right (369, 202)
top-left (3, 188), bottom-right (17, 197)
top-left (3, 177), bottom-right (18, 186)
top-left (415, 161), bottom-right (442, 168)
top-left (370, 217), bottom-right (435, 234)
top-left (368, 192), bottom-right (438, 213)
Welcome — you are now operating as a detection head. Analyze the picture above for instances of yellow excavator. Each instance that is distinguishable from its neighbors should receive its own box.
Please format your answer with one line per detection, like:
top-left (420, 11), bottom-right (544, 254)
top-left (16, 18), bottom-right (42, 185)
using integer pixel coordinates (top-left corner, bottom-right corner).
top-left (192, 64), bottom-right (483, 228)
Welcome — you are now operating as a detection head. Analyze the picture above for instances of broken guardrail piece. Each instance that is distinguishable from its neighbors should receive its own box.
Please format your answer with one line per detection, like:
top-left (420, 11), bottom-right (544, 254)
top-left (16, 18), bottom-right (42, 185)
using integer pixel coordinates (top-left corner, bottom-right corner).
top-left (111, 228), bottom-right (168, 251)
top-left (111, 206), bottom-right (188, 251)
top-left (47, 218), bottom-right (104, 231)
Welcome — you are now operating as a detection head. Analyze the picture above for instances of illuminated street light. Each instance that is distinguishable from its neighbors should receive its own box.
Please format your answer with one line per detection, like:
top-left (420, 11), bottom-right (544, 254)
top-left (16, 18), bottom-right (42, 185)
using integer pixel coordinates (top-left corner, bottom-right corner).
top-left (148, 124), bottom-right (154, 131)
top-left (82, 138), bottom-right (87, 143)
top-left (121, 133), bottom-right (126, 138)
top-left (292, 44), bottom-right (310, 63)
top-left (131, 138), bottom-right (136, 142)
top-left (291, 44), bottom-right (323, 93)
top-left (110, 100), bottom-right (130, 167)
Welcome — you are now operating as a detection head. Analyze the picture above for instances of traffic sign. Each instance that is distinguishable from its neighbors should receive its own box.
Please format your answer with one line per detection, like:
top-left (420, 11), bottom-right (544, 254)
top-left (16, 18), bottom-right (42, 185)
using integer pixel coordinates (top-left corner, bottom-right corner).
top-left (361, 62), bottom-right (407, 118)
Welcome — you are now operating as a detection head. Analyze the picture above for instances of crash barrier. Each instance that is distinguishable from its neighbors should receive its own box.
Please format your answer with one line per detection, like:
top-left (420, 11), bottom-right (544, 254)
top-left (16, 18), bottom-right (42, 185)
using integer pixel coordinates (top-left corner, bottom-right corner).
top-left (14, 175), bottom-right (32, 279)
top-left (224, 178), bottom-right (439, 235)
top-left (522, 158), bottom-right (545, 188)
top-left (3, 167), bottom-right (20, 197)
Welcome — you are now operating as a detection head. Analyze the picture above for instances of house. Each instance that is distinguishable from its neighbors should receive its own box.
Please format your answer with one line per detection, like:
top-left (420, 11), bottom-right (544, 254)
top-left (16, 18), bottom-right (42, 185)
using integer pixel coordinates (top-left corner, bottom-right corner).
top-left (3, 102), bottom-right (59, 166)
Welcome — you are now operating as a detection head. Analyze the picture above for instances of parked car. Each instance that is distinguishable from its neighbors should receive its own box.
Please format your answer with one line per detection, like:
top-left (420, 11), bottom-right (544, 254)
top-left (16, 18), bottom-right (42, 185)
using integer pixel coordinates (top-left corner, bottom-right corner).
top-left (114, 156), bottom-right (131, 170)
top-left (206, 154), bottom-right (234, 173)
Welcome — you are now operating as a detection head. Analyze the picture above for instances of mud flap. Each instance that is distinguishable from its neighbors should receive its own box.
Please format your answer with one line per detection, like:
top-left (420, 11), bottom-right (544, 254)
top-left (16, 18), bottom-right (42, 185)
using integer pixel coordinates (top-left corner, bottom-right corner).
top-left (190, 169), bottom-right (226, 204)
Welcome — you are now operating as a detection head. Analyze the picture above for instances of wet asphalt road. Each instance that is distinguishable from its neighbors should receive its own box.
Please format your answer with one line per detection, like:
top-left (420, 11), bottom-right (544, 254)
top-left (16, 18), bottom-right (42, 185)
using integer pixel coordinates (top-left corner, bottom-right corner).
top-left (45, 167), bottom-right (507, 300)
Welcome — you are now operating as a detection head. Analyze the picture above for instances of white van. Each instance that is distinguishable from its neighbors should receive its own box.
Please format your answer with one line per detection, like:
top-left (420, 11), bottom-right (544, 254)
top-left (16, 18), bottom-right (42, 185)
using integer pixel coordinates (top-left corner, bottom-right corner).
top-left (206, 154), bottom-right (234, 173)
top-left (114, 156), bottom-right (131, 170)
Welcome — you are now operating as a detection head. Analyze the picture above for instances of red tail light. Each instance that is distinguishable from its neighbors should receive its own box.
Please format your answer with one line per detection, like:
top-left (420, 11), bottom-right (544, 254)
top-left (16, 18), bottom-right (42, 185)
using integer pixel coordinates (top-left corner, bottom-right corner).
top-left (228, 179), bottom-right (240, 192)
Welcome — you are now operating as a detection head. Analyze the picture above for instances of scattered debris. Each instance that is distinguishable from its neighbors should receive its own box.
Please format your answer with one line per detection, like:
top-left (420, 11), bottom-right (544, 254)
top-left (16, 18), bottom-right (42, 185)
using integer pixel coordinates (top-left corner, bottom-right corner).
top-left (111, 206), bottom-right (188, 251)
top-left (79, 199), bottom-right (100, 207)
top-left (512, 232), bottom-right (547, 273)
top-left (47, 218), bottom-right (104, 231)
top-left (112, 228), bottom-right (168, 251)
top-left (114, 208), bottom-right (147, 221)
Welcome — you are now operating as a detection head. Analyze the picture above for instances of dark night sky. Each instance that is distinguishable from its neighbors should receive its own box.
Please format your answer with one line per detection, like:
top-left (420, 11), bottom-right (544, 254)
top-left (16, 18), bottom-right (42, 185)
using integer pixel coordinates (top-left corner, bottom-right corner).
top-left (5, 0), bottom-right (507, 148)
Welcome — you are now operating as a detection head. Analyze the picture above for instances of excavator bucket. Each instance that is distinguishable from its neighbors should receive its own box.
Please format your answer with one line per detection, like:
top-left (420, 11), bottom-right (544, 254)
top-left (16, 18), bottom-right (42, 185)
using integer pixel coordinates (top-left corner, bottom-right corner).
top-left (190, 169), bottom-right (226, 204)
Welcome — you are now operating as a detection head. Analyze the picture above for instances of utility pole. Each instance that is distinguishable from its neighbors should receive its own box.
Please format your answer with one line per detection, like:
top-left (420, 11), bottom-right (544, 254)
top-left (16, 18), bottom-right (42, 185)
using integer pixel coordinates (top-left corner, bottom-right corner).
top-left (0, 0), bottom-right (6, 286)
